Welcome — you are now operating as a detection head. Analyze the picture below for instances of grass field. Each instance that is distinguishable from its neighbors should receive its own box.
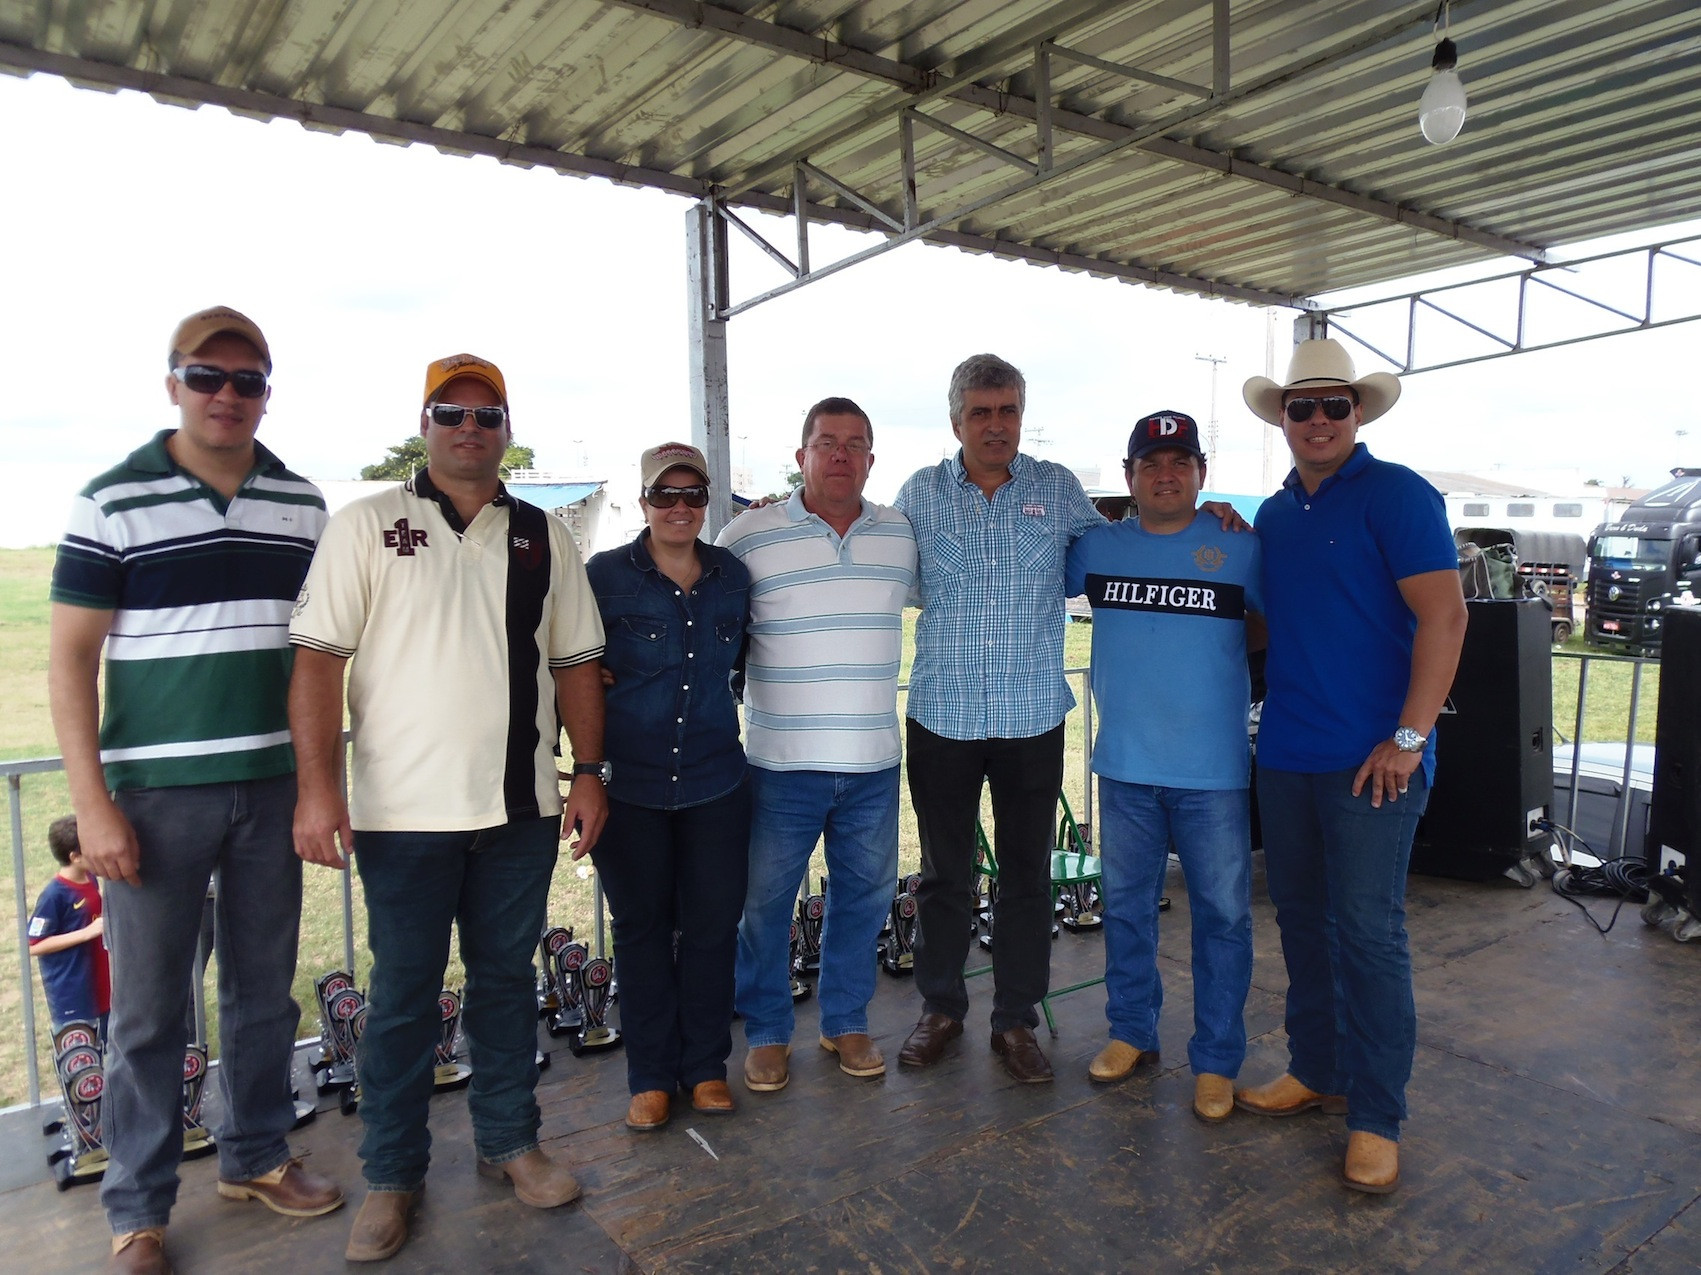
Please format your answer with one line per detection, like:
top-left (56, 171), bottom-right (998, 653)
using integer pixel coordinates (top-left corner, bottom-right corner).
top-left (0, 548), bottom-right (1659, 1108)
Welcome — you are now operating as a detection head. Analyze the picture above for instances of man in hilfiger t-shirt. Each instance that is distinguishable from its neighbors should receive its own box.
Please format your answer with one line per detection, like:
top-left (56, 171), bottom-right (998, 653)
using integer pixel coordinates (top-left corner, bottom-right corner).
top-left (289, 353), bottom-right (607, 1264)
top-left (1064, 411), bottom-right (1264, 1124)
top-left (49, 306), bottom-right (342, 1275)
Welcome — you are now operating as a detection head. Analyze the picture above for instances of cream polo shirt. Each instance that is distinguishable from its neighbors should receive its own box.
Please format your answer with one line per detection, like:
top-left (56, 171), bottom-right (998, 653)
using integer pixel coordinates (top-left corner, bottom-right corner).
top-left (290, 474), bottom-right (605, 832)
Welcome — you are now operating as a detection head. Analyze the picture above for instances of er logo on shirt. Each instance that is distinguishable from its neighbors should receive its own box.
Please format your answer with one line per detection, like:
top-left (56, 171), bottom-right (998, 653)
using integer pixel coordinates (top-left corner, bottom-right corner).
top-left (384, 519), bottom-right (429, 556)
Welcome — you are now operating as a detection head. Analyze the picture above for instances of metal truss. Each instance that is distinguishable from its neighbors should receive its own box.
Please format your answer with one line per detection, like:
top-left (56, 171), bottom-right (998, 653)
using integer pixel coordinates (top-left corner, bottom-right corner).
top-left (1303, 235), bottom-right (1701, 375)
top-left (634, 0), bottom-right (1549, 318)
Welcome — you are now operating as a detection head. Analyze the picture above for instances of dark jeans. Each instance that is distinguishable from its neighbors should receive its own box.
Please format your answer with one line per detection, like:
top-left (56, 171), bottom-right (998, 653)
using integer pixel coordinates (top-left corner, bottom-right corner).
top-left (353, 816), bottom-right (560, 1190)
top-left (906, 720), bottom-right (1064, 1033)
top-left (102, 775), bottom-right (303, 1234)
top-left (1256, 765), bottom-right (1430, 1142)
top-left (590, 781), bottom-right (751, 1095)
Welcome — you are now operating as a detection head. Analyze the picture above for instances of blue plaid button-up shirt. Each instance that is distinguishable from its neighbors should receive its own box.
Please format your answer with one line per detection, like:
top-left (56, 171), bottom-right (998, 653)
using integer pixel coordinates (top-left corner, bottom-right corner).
top-left (895, 450), bottom-right (1104, 741)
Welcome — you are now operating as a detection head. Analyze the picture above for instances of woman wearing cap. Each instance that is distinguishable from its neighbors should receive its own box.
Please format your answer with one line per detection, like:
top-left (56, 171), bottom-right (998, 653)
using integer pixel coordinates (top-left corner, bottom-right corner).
top-left (584, 443), bottom-right (752, 1131)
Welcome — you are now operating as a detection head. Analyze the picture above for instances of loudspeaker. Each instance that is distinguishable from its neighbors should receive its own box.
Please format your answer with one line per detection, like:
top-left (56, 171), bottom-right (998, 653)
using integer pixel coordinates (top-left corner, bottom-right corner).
top-left (1411, 599), bottom-right (1554, 881)
top-left (1647, 608), bottom-right (1701, 911)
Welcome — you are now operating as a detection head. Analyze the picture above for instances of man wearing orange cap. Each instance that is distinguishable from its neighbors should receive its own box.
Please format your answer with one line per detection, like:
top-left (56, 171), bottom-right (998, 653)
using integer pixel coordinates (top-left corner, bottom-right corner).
top-left (50, 307), bottom-right (342, 1274)
top-left (290, 354), bottom-right (607, 1262)
top-left (1235, 338), bottom-right (1466, 1195)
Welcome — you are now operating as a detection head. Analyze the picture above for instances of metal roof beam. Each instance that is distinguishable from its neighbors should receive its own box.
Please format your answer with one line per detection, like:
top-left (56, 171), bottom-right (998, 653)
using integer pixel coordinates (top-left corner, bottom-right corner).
top-left (1310, 235), bottom-right (1701, 376)
top-left (605, 0), bottom-right (1547, 264)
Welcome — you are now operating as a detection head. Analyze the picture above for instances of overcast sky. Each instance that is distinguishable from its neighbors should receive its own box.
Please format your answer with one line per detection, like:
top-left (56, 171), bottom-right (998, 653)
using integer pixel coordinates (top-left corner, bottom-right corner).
top-left (3, 70), bottom-right (1699, 547)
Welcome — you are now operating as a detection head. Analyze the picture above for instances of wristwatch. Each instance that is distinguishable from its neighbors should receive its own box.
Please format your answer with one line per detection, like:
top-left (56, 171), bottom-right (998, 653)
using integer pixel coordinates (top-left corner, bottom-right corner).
top-left (1392, 727), bottom-right (1427, 753)
top-left (571, 760), bottom-right (613, 784)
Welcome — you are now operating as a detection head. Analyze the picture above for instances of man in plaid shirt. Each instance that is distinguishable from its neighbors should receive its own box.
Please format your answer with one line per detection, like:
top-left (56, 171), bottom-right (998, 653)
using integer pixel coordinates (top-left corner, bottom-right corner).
top-left (892, 353), bottom-right (1105, 1084)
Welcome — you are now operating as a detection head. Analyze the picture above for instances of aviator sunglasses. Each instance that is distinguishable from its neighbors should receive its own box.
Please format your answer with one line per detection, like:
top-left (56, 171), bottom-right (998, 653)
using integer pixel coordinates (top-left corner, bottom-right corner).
top-left (428, 402), bottom-right (509, 430)
top-left (644, 484), bottom-right (710, 509)
top-left (173, 364), bottom-right (269, 398)
top-left (1283, 395), bottom-right (1356, 424)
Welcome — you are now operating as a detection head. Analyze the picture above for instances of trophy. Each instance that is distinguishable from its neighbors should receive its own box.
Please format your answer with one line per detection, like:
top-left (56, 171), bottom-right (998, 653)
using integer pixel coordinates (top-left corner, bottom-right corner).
top-left (787, 919), bottom-right (812, 1002)
top-left (880, 873), bottom-right (922, 975)
top-left (311, 970), bottom-right (365, 1095)
top-left (536, 925), bottom-right (575, 1018)
top-left (544, 938), bottom-right (589, 1037)
top-left (48, 1021), bottom-right (109, 1187)
top-left (794, 893), bottom-right (825, 975)
top-left (572, 956), bottom-right (622, 1055)
top-left (1058, 877), bottom-right (1102, 931)
top-left (433, 989), bottom-right (473, 1090)
top-left (181, 1044), bottom-right (215, 1158)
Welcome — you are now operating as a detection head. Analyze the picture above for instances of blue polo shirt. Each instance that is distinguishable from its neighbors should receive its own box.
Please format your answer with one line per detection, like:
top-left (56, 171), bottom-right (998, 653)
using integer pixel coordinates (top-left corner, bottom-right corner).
top-left (1255, 445), bottom-right (1456, 781)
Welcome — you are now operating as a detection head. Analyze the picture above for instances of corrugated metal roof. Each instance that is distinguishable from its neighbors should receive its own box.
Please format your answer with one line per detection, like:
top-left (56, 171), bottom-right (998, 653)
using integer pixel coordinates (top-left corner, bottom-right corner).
top-left (3, 0), bottom-right (1699, 305)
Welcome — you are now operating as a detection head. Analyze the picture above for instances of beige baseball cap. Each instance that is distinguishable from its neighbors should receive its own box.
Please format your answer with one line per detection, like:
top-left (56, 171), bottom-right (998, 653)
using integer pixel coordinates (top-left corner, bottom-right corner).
top-left (169, 306), bottom-right (272, 372)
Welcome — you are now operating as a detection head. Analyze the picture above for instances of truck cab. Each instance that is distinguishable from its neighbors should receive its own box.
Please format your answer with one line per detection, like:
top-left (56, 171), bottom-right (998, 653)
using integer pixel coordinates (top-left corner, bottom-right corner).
top-left (1586, 469), bottom-right (1701, 655)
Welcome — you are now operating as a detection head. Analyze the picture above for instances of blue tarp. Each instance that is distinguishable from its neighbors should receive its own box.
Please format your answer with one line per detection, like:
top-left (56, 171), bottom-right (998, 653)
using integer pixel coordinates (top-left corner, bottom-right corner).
top-left (508, 482), bottom-right (602, 509)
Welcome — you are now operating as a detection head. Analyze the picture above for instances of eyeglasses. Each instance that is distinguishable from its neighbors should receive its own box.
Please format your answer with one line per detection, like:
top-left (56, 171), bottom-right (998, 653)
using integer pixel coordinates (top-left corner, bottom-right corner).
top-left (644, 484), bottom-right (710, 509)
top-left (428, 402), bottom-right (508, 430)
top-left (804, 439), bottom-right (871, 456)
top-left (173, 364), bottom-right (268, 399)
top-left (1283, 395), bottom-right (1356, 423)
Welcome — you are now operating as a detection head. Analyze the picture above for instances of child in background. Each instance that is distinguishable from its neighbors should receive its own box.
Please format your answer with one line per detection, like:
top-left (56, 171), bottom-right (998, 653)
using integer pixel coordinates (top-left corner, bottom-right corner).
top-left (28, 815), bottom-right (111, 1033)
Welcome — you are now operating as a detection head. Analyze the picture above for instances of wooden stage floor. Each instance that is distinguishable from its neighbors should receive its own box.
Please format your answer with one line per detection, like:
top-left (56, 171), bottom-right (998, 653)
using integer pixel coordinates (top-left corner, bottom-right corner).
top-left (6, 858), bottom-right (1699, 1273)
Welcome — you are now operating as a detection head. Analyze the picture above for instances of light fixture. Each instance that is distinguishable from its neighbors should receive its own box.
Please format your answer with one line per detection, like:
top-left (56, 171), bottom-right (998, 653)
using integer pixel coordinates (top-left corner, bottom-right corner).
top-left (1418, 2), bottom-right (1468, 145)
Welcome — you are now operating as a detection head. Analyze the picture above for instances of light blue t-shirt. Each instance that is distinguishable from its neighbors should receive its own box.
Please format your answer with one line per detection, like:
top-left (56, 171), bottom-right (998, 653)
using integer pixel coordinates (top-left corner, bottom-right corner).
top-left (1065, 510), bottom-right (1262, 790)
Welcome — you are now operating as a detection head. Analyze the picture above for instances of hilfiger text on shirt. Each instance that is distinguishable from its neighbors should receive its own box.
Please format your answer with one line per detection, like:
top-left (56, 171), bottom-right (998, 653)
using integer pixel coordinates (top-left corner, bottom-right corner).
top-left (1084, 573), bottom-right (1245, 619)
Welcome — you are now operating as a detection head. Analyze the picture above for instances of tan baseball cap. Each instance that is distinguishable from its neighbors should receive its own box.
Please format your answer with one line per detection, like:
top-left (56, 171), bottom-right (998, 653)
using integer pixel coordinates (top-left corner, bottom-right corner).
top-left (641, 442), bottom-right (711, 487)
top-left (169, 306), bottom-right (272, 372)
top-left (423, 353), bottom-right (508, 407)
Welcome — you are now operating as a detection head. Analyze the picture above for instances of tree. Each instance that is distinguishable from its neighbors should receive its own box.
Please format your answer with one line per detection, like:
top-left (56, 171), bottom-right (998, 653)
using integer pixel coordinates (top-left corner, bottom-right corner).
top-left (762, 465), bottom-right (803, 503)
top-left (360, 436), bottom-right (536, 481)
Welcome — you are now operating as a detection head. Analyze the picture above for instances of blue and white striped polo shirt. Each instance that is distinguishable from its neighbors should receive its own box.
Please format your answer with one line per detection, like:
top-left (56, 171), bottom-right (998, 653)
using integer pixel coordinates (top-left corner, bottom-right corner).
top-left (716, 492), bottom-right (917, 772)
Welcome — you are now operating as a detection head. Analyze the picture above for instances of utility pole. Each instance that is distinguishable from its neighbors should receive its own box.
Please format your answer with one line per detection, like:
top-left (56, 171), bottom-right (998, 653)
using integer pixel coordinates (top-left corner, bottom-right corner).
top-left (1194, 352), bottom-right (1226, 462)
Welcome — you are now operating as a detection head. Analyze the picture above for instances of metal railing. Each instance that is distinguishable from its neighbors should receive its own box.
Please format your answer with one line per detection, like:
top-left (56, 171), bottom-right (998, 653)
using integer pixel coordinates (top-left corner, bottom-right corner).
top-left (3, 668), bottom-right (1100, 1112)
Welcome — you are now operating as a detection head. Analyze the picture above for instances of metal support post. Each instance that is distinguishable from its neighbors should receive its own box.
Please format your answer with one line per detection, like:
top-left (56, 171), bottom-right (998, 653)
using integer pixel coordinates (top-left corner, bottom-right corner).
top-left (9, 774), bottom-right (41, 1106)
top-left (686, 200), bottom-right (733, 535)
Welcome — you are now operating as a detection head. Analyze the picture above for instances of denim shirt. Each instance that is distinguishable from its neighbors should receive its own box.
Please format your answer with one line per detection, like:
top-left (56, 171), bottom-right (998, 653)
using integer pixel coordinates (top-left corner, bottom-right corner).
top-left (586, 531), bottom-right (749, 809)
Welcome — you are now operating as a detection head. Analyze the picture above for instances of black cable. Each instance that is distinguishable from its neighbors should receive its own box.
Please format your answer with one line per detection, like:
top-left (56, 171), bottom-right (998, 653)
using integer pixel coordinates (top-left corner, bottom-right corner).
top-left (1536, 818), bottom-right (1649, 936)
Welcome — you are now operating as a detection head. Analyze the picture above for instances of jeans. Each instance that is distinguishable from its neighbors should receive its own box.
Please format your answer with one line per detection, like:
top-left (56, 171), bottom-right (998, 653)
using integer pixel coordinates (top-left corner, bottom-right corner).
top-left (735, 766), bottom-right (900, 1045)
top-left (590, 782), bottom-right (751, 1095)
top-left (101, 776), bottom-right (303, 1234)
top-left (353, 816), bottom-right (560, 1190)
top-left (906, 720), bottom-right (1064, 1033)
top-left (1097, 778), bottom-right (1253, 1078)
top-left (1256, 765), bottom-right (1430, 1142)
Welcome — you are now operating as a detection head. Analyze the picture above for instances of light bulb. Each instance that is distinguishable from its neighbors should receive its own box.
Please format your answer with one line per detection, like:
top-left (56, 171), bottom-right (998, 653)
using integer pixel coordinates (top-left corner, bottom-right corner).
top-left (1419, 37), bottom-right (1467, 145)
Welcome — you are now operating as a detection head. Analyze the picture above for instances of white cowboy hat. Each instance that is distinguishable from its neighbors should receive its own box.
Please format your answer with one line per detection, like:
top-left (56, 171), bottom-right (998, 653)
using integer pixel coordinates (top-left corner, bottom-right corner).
top-left (1241, 338), bottom-right (1401, 426)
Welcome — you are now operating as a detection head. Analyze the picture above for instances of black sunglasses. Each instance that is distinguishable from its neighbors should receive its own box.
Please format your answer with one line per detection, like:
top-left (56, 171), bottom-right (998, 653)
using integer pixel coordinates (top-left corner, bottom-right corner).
top-left (173, 364), bottom-right (268, 399)
top-left (428, 403), bottom-right (508, 430)
top-left (1283, 395), bottom-right (1356, 423)
top-left (644, 484), bottom-right (709, 509)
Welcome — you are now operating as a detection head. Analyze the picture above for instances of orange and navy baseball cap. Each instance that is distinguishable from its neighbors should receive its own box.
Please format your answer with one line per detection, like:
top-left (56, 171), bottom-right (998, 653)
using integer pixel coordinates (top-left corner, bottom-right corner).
top-left (1127, 410), bottom-right (1205, 463)
top-left (423, 353), bottom-right (508, 407)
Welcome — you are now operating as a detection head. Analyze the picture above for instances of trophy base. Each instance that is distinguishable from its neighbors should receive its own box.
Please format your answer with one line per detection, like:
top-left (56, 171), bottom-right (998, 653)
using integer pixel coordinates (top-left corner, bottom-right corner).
top-left (182, 1127), bottom-right (217, 1160)
top-left (790, 978), bottom-right (813, 1002)
top-left (433, 1063), bottom-right (474, 1092)
top-left (313, 1059), bottom-right (358, 1094)
top-left (546, 1010), bottom-right (586, 1038)
top-left (1060, 914), bottom-right (1103, 932)
top-left (292, 1099), bottom-right (317, 1130)
top-left (879, 952), bottom-right (914, 976)
top-left (51, 1146), bottom-right (108, 1190)
top-left (536, 1048), bottom-right (551, 1071)
top-left (572, 1026), bottom-right (623, 1056)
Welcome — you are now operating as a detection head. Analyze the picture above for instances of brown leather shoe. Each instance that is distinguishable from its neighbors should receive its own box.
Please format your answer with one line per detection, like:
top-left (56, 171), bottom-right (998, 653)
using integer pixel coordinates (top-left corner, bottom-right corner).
top-left (217, 1155), bottom-right (344, 1217)
top-left (1088, 1039), bottom-right (1157, 1083)
top-left (1343, 1131), bottom-right (1400, 1194)
top-left (110, 1228), bottom-right (170, 1275)
top-left (744, 1043), bottom-right (792, 1092)
top-left (477, 1148), bottom-right (582, 1208)
top-left (691, 1079), bottom-right (736, 1113)
top-left (1234, 1072), bottom-right (1348, 1117)
top-left (819, 1032), bottom-right (886, 1077)
top-left (626, 1089), bottom-right (671, 1130)
top-left (990, 1026), bottom-right (1055, 1084)
top-left (898, 1013), bottom-right (963, 1067)
top-left (345, 1190), bottom-right (417, 1263)
top-left (1193, 1073), bottom-right (1235, 1123)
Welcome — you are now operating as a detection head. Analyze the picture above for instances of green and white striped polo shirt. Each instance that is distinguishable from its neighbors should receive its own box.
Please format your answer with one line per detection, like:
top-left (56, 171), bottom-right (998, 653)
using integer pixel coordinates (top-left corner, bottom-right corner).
top-left (51, 430), bottom-right (327, 790)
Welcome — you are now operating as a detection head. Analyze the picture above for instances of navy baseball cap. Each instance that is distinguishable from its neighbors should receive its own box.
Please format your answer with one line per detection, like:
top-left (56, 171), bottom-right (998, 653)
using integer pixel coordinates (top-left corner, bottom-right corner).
top-left (1127, 411), bottom-right (1205, 463)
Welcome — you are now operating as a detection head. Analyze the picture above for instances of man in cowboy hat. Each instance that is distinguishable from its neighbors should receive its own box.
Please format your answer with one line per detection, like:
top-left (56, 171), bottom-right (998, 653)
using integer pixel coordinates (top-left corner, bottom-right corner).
top-left (1235, 338), bottom-right (1466, 1194)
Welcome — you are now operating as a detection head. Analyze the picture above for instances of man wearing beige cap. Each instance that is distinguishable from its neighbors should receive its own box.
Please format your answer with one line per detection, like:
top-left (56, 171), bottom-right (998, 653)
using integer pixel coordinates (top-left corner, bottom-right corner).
top-left (290, 353), bottom-right (607, 1261)
top-left (50, 306), bottom-right (341, 1274)
top-left (1235, 338), bottom-right (1466, 1195)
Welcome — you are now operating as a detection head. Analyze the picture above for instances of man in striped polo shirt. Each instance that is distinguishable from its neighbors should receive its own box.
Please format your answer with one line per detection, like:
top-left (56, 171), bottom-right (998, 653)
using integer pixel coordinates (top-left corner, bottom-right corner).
top-left (717, 397), bottom-right (917, 1093)
top-left (49, 306), bottom-right (342, 1274)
